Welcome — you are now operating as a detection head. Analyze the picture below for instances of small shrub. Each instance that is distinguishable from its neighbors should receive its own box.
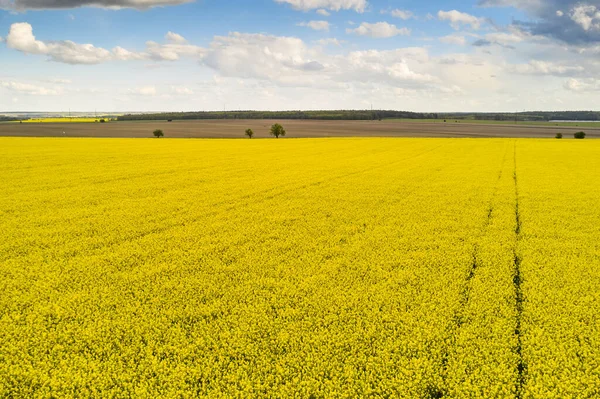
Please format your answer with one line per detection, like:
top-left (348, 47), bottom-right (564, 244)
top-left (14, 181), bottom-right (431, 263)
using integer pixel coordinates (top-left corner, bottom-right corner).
top-left (574, 131), bottom-right (586, 139)
top-left (153, 129), bottom-right (164, 138)
top-left (245, 128), bottom-right (254, 139)
top-left (555, 133), bottom-right (563, 139)
top-left (99, 119), bottom-right (106, 123)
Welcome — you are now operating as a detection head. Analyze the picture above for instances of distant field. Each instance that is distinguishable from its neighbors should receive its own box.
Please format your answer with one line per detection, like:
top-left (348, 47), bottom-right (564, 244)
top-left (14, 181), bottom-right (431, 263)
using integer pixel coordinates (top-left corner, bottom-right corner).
top-left (1, 119), bottom-right (599, 138)
top-left (9, 117), bottom-right (114, 123)
top-left (1, 138), bottom-right (599, 397)
top-left (384, 118), bottom-right (600, 127)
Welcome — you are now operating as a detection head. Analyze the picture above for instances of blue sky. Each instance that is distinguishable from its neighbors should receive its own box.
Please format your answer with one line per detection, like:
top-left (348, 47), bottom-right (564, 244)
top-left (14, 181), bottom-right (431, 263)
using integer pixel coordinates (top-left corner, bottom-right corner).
top-left (1, 0), bottom-right (599, 112)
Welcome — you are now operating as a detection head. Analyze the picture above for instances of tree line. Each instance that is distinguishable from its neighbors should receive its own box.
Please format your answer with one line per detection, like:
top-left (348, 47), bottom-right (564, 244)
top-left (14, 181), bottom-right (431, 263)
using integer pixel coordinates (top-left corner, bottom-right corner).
top-left (117, 110), bottom-right (600, 122)
top-left (118, 110), bottom-right (437, 121)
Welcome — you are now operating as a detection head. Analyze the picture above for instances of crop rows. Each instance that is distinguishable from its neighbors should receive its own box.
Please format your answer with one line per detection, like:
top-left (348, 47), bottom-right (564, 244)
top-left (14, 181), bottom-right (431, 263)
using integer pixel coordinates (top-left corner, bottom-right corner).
top-left (0, 138), bottom-right (598, 397)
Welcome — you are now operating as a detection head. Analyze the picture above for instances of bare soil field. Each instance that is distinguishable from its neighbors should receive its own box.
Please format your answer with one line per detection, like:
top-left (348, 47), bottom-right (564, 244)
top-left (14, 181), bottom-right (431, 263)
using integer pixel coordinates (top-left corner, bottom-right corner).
top-left (1, 119), bottom-right (598, 138)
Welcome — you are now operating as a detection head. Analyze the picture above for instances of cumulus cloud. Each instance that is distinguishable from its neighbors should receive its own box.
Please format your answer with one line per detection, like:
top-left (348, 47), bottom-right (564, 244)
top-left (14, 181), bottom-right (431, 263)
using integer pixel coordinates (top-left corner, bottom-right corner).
top-left (484, 32), bottom-right (525, 45)
top-left (297, 20), bottom-right (330, 31)
top-left (439, 34), bottom-right (467, 45)
top-left (383, 9), bottom-right (414, 20)
top-left (510, 60), bottom-right (585, 76)
top-left (438, 10), bottom-right (485, 30)
top-left (197, 32), bottom-right (439, 92)
top-left (202, 32), bottom-right (325, 85)
top-left (479, 0), bottom-right (600, 44)
top-left (170, 86), bottom-right (194, 95)
top-left (274, 0), bottom-right (367, 12)
top-left (570, 4), bottom-right (600, 31)
top-left (145, 32), bottom-right (204, 61)
top-left (4, 23), bottom-right (203, 64)
top-left (564, 77), bottom-right (600, 91)
top-left (0, 0), bottom-right (192, 10)
top-left (346, 22), bottom-right (411, 38)
top-left (0, 80), bottom-right (61, 95)
top-left (6, 22), bottom-right (114, 64)
top-left (165, 31), bottom-right (187, 44)
top-left (339, 49), bottom-right (435, 86)
top-left (316, 8), bottom-right (330, 16)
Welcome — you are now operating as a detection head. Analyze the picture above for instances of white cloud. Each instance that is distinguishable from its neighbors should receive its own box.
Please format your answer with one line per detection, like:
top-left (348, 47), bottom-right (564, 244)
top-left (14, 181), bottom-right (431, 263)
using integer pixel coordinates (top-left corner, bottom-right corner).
top-left (564, 77), bottom-right (600, 91)
top-left (0, 81), bottom-right (61, 95)
top-left (170, 86), bottom-right (194, 95)
top-left (484, 32), bottom-right (525, 45)
top-left (570, 4), bottom-right (600, 31)
top-left (6, 23), bottom-right (49, 55)
top-left (335, 47), bottom-right (436, 87)
top-left (510, 60), bottom-right (585, 76)
top-left (198, 32), bottom-right (437, 92)
top-left (439, 34), bottom-right (467, 45)
top-left (145, 38), bottom-right (204, 61)
top-left (128, 86), bottom-right (157, 96)
top-left (556, 10), bottom-right (564, 17)
top-left (6, 22), bottom-right (120, 64)
top-left (165, 31), bottom-right (187, 44)
top-left (316, 8), bottom-right (330, 16)
top-left (4, 23), bottom-right (203, 64)
top-left (389, 9), bottom-right (414, 20)
top-left (297, 20), bottom-right (330, 31)
top-left (438, 10), bottom-right (485, 30)
top-left (274, 0), bottom-right (367, 12)
top-left (112, 46), bottom-right (146, 61)
top-left (346, 22), bottom-right (411, 38)
top-left (202, 32), bottom-right (325, 85)
top-left (1, 0), bottom-right (193, 10)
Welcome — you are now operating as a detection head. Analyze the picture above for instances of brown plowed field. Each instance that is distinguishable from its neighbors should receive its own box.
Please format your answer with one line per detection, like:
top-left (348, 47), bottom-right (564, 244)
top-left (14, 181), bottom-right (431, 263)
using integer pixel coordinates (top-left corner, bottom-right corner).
top-left (1, 119), bottom-right (598, 138)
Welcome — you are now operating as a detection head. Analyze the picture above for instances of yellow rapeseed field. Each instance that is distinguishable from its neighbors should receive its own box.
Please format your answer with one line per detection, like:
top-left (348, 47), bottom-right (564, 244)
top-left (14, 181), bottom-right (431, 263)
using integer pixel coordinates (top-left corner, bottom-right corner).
top-left (0, 138), bottom-right (598, 398)
top-left (13, 118), bottom-right (112, 123)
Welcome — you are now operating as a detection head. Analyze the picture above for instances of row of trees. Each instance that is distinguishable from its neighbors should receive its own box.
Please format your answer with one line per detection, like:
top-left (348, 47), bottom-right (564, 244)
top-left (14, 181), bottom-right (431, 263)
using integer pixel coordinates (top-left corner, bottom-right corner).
top-left (152, 124), bottom-right (287, 138)
top-left (245, 124), bottom-right (286, 139)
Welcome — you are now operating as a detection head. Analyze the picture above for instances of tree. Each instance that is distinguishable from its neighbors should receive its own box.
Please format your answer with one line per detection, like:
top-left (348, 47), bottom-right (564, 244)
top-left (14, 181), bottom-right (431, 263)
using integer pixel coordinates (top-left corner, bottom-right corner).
top-left (270, 123), bottom-right (286, 139)
top-left (555, 133), bottom-right (563, 139)
top-left (245, 128), bottom-right (254, 139)
top-left (99, 119), bottom-right (106, 123)
top-left (153, 129), bottom-right (164, 138)
top-left (574, 131), bottom-right (586, 139)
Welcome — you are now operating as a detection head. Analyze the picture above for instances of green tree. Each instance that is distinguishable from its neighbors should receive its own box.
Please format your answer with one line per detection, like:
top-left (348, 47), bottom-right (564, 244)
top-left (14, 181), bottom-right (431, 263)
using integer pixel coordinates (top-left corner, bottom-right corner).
top-left (574, 131), bottom-right (586, 139)
top-left (245, 128), bottom-right (254, 139)
top-left (270, 123), bottom-right (286, 139)
top-left (555, 133), bottom-right (563, 139)
top-left (153, 129), bottom-right (164, 138)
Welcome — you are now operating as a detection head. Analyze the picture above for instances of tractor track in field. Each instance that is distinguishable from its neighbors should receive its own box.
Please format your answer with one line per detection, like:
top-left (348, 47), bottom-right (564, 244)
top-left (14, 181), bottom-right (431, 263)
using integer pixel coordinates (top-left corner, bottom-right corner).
top-left (513, 142), bottom-right (526, 399)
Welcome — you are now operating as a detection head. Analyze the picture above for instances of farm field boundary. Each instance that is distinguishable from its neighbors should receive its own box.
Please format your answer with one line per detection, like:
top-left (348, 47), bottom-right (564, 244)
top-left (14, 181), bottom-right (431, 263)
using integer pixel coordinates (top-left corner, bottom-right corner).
top-left (0, 119), bottom-right (599, 138)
